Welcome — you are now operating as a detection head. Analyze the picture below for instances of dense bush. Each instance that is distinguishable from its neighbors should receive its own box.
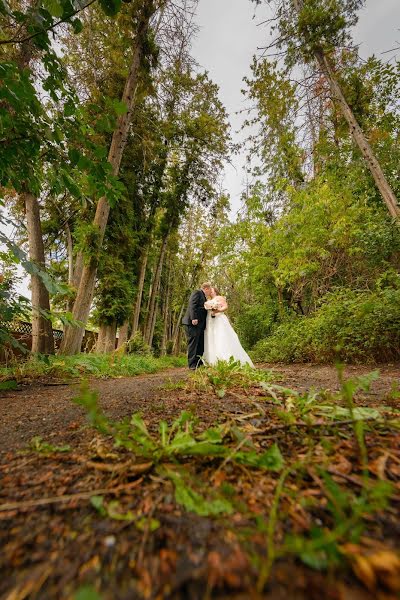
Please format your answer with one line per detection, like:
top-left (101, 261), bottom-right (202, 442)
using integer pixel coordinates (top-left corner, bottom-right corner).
top-left (252, 286), bottom-right (400, 364)
top-left (126, 331), bottom-right (151, 355)
top-left (234, 301), bottom-right (278, 349)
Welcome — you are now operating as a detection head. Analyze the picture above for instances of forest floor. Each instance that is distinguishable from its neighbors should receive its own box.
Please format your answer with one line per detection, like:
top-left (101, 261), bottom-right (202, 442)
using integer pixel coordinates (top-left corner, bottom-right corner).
top-left (1, 362), bottom-right (399, 600)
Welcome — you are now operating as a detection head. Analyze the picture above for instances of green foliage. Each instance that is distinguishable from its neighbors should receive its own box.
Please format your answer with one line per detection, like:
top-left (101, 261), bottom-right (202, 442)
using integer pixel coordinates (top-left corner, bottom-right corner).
top-left (90, 492), bottom-right (161, 531)
top-left (252, 286), bottom-right (400, 363)
top-left (258, 0), bottom-right (365, 68)
top-left (73, 585), bottom-right (103, 600)
top-left (29, 436), bottom-right (71, 454)
top-left (191, 359), bottom-right (276, 398)
top-left (165, 469), bottom-right (234, 517)
top-left (0, 353), bottom-right (186, 381)
top-left (235, 302), bottom-right (278, 349)
top-left (0, 249), bottom-right (30, 350)
top-left (73, 381), bottom-right (285, 471)
top-left (243, 58), bottom-right (304, 192)
top-left (235, 444), bottom-right (284, 471)
top-left (284, 474), bottom-right (393, 570)
top-left (99, 0), bottom-right (121, 17)
top-left (126, 331), bottom-right (151, 355)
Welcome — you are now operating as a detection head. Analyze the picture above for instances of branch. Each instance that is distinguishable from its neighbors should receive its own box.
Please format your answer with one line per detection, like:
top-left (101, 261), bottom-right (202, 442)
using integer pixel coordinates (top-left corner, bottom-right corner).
top-left (0, 0), bottom-right (98, 46)
top-left (257, 416), bottom-right (397, 437)
top-left (0, 476), bottom-right (144, 512)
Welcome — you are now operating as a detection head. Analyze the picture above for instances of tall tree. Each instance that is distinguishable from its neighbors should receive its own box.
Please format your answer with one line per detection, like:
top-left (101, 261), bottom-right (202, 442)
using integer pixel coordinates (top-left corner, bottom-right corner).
top-left (253, 0), bottom-right (400, 218)
top-left (60, 0), bottom-right (161, 354)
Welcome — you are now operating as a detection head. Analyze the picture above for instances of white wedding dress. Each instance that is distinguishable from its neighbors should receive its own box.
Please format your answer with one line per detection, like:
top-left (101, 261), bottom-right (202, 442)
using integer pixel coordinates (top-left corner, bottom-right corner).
top-left (203, 310), bottom-right (254, 367)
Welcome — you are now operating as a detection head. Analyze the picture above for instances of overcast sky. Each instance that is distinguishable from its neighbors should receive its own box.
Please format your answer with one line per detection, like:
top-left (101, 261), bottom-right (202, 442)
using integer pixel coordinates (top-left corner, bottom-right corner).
top-left (191, 0), bottom-right (400, 214)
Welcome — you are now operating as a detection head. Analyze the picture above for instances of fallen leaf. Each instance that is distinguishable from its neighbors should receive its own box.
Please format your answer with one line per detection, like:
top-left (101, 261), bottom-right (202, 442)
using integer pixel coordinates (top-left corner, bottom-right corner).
top-left (352, 554), bottom-right (377, 591)
top-left (369, 453), bottom-right (390, 480)
top-left (328, 454), bottom-right (353, 476)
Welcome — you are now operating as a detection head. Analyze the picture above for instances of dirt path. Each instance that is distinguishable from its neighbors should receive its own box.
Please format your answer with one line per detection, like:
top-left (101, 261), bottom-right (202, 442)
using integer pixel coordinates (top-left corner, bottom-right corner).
top-left (262, 362), bottom-right (400, 395)
top-left (0, 368), bottom-right (188, 455)
top-left (1, 364), bottom-right (398, 455)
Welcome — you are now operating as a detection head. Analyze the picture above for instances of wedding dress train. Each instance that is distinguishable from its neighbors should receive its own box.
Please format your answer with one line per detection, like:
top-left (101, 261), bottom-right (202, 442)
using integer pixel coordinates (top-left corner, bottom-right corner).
top-left (203, 312), bottom-right (254, 367)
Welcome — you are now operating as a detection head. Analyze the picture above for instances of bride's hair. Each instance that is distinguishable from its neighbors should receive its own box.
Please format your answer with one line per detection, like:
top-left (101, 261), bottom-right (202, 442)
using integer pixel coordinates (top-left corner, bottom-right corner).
top-left (212, 286), bottom-right (220, 296)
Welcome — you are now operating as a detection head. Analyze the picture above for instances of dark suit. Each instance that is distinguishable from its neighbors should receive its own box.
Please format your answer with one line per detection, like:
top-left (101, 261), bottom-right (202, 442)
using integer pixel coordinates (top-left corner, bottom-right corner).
top-left (182, 289), bottom-right (207, 369)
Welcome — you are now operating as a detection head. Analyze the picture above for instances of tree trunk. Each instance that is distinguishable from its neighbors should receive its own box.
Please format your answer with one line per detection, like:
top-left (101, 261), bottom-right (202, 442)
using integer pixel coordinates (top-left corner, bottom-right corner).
top-left (60, 0), bottom-right (157, 355)
top-left (171, 302), bottom-right (185, 353)
top-left (96, 322), bottom-right (117, 353)
top-left (65, 221), bottom-right (82, 312)
top-left (160, 260), bottom-right (171, 355)
top-left (174, 326), bottom-right (183, 356)
top-left (277, 285), bottom-right (284, 317)
top-left (314, 49), bottom-right (399, 219)
top-left (117, 321), bottom-right (129, 349)
top-left (15, 38), bottom-right (54, 355)
top-left (144, 230), bottom-right (169, 345)
top-left (147, 295), bottom-right (160, 348)
top-left (130, 248), bottom-right (149, 339)
top-left (65, 221), bottom-right (74, 288)
top-left (24, 191), bottom-right (55, 354)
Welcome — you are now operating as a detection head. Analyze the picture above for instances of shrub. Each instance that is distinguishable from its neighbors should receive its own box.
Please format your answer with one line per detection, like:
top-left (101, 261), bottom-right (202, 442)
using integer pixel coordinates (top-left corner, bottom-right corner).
top-left (234, 301), bottom-right (278, 349)
top-left (126, 331), bottom-right (151, 355)
top-left (252, 287), bottom-right (400, 364)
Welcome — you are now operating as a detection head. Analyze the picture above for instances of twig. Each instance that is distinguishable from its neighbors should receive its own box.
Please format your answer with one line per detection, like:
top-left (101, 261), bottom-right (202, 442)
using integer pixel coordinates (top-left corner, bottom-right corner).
top-left (136, 492), bottom-right (164, 566)
top-left (328, 468), bottom-right (400, 500)
top-left (0, 477), bottom-right (144, 512)
top-left (85, 460), bottom-right (153, 474)
top-left (0, 0), bottom-right (98, 46)
top-left (257, 416), bottom-right (396, 437)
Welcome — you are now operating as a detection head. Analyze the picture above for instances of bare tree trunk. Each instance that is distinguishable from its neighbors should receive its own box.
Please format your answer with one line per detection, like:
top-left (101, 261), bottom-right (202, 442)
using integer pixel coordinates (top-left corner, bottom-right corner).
top-left (175, 326), bottom-right (183, 356)
top-left (96, 322), bottom-right (117, 353)
top-left (130, 248), bottom-right (149, 339)
top-left (171, 302), bottom-right (185, 353)
top-left (117, 321), bottom-right (129, 349)
top-left (60, 0), bottom-right (157, 355)
top-left (65, 221), bottom-right (83, 313)
top-left (277, 285), bottom-right (284, 317)
top-left (65, 221), bottom-right (74, 288)
top-left (147, 296), bottom-right (160, 348)
top-left (144, 230), bottom-right (169, 345)
top-left (314, 50), bottom-right (399, 219)
top-left (160, 260), bottom-right (171, 355)
top-left (24, 192), bottom-right (55, 354)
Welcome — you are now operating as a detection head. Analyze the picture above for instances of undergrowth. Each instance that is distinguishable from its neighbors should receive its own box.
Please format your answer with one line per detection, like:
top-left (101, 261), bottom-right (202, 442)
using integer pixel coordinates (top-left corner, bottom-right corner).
top-left (8, 360), bottom-right (399, 596)
top-left (68, 361), bottom-right (400, 590)
top-left (0, 352), bottom-right (186, 382)
top-left (252, 287), bottom-right (400, 364)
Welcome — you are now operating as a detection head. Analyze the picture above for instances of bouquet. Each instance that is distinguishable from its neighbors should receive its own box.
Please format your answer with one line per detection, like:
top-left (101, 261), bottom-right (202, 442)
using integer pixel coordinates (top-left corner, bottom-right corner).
top-left (204, 298), bottom-right (221, 317)
top-left (204, 298), bottom-right (221, 310)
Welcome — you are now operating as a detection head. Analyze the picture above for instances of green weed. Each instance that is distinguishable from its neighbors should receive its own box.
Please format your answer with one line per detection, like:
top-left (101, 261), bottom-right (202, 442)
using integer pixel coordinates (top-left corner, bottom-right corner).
top-left (190, 358), bottom-right (276, 397)
top-left (0, 353), bottom-right (186, 382)
top-left (28, 436), bottom-right (71, 454)
top-left (73, 383), bottom-right (284, 471)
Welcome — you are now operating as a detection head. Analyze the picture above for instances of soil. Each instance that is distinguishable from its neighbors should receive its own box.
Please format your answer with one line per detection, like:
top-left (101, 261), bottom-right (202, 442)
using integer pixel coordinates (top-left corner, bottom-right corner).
top-left (1, 363), bottom-right (399, 600)
top-left (1, 364), bottom-right (398, 453)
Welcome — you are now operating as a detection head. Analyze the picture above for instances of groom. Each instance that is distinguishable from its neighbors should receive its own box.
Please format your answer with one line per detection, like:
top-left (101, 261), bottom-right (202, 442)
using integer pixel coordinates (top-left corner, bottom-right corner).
top-left (182, 282), bottom-right (212, 369)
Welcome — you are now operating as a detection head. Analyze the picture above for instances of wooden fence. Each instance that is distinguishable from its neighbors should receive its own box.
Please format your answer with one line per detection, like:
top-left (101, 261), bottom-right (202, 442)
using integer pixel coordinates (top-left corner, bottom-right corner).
top-left (0, 321), bottom-right (98, 361)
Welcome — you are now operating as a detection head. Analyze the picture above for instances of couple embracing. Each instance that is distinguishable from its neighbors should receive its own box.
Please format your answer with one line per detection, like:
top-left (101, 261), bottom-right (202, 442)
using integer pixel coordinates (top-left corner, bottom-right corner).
top-left (182, 282), bottom-right (253, 370)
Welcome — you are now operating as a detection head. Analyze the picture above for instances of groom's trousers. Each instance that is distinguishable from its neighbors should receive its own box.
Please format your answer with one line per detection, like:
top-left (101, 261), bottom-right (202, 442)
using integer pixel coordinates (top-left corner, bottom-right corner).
top-left (184, 324), bottom-right (205, 369)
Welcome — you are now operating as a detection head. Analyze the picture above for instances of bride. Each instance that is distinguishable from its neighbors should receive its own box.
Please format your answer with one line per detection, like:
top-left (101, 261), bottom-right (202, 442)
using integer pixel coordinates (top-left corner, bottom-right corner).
top-left (203, 287), bottom-right (254, 367)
